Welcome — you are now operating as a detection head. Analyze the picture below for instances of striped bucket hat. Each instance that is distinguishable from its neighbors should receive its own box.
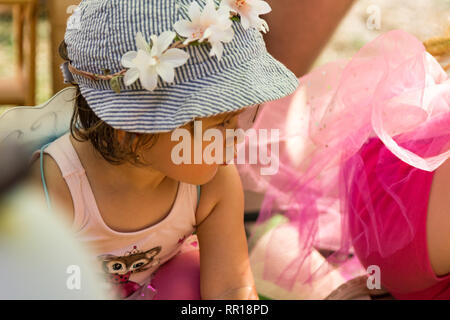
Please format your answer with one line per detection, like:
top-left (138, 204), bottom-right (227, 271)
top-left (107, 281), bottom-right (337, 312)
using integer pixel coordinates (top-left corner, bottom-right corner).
top-left (63, 0), bottom-right (299, 133)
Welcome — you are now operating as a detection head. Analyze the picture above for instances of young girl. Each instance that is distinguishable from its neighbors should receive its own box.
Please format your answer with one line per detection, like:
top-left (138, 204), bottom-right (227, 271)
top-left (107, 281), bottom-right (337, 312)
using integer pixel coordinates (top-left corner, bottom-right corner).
top-left (241, 29), bottom-right (450, 299)
top-left (27, 0), bottom-right (298, 299)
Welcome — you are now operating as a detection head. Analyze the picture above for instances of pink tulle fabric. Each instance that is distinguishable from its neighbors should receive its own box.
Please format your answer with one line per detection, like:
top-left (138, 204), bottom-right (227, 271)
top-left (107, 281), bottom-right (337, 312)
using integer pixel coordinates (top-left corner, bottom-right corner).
top-left (347, 136), bottom-right (450, 299)
top-left (238, 30), bottom-right (450, 291)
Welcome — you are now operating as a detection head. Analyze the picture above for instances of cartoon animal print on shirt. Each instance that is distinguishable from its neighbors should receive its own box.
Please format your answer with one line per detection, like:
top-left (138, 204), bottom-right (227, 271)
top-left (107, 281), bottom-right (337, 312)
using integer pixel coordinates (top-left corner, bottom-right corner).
top-left (98, 246), bottom-right (161, 298)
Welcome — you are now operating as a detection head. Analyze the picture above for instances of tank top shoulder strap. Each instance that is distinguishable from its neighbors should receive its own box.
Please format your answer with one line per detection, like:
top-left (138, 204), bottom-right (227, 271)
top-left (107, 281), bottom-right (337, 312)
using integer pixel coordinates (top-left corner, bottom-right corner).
top-left (39, 133), bottom-right (88, 231)
top-left (43, 134), bottom-right (85, 177)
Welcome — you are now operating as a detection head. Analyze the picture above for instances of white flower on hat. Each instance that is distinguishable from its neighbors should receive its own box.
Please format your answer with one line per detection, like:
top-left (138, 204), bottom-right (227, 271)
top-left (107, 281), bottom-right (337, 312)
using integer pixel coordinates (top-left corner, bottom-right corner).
top-left (174, 0), bottom-right (234, 61)
top-left (220, 0), bottom-right (271, 33)
top-left (121, 31), bottom-right (190, 91)
top-left (67, 0), bottom-right (274, 93)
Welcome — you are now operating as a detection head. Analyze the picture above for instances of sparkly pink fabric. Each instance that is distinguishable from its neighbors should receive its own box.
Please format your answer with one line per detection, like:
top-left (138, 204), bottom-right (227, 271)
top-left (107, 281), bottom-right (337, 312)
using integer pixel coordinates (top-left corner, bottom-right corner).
top-left (238, 30), bottom-right (450, 296)
top-left (347, 137), bottom-right (450, 299)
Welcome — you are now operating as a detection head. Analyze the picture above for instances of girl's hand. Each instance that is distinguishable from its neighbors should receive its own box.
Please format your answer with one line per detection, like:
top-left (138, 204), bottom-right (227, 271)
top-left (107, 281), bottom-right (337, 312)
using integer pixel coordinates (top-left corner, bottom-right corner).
top-left (195, 164), bottom-right (259, 300)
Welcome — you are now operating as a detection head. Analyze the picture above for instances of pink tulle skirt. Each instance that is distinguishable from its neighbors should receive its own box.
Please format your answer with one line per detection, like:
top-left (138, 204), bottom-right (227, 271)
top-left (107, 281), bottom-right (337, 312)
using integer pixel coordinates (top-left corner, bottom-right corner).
top-left (347, 137), bottom-right (450, 299)
top-left (238, 29), bottom-right (450, 298)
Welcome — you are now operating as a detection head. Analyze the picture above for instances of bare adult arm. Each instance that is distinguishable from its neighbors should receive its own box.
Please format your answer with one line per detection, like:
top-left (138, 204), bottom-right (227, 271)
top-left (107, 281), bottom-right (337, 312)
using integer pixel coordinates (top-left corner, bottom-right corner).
top-left (264, 0), bottom-right (355, 76)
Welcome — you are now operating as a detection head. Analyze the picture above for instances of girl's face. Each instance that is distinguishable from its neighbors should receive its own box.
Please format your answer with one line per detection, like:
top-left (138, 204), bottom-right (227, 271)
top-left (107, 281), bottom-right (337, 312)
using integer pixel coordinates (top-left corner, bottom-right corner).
top-left (140, 105), bottom-right (260, 185)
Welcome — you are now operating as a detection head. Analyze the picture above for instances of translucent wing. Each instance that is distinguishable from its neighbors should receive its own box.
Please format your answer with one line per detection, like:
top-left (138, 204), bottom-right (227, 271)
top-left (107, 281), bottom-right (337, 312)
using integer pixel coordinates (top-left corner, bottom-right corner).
top-left (0, 87), bottom-right (76, 155)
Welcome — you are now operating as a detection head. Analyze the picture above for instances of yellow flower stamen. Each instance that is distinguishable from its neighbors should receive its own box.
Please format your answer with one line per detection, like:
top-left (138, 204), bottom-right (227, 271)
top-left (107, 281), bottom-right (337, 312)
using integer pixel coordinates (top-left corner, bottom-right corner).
top-left (192, 30), bottom-right (204, 39)
top-left (235, 0), bottom-right (246, 8)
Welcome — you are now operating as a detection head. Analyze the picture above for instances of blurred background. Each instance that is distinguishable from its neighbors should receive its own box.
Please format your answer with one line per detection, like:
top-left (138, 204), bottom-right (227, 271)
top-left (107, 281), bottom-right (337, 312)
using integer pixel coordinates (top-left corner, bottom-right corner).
top-left (0, 0), bottom-right (449, 300)
top-left (0, 0), bottom-right (449, 113)
top-left (314, 0), bottom-right (450, 66)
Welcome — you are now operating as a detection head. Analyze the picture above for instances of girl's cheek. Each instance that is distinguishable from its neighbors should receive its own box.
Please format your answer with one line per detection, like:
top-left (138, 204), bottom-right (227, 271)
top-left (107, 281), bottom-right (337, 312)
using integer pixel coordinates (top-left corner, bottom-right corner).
top-left (148, 128), bottom-right (233, 170)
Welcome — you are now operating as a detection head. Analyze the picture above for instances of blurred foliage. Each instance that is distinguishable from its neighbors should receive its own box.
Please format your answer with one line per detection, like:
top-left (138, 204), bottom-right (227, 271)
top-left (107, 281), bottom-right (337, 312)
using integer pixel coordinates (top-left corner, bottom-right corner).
top-left (0, 15), bottom-right (13, 47)
top-left (0, 5), bottom-right (50, 108)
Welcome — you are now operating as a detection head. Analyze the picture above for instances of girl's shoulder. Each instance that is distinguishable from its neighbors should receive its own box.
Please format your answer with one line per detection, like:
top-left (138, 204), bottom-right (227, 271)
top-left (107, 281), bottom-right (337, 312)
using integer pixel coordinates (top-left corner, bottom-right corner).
top-left (195, 164), bottom-right (244, 228)
top-left (27, 133), bottom-right (88, 226)
top-left (28, 150), bottom-right (75, 225)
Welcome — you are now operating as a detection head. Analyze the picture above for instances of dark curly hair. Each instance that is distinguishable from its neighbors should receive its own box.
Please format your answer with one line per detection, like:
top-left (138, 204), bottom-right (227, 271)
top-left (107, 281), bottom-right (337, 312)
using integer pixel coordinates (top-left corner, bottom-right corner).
top-left (70, 86), bottom-right (159, 165)
top-left (60, 40), bottom-right (159, 166)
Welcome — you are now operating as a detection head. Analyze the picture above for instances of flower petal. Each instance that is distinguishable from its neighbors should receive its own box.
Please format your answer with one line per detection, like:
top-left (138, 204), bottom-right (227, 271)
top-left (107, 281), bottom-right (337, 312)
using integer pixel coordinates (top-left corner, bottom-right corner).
top-left (203, 0), bottom-right (217, 17)
top-left (188, 1), bottom-right (202, 21)
top-left (259, 18), bottom-right (269, 33)
top-left (139, 67), bottom-right (158, 91)
top-left (239, 15), bottom-right (251, 29)
top-left (156, 63), bottom-right (175, 83)
top-left (160, 48), bottom-right (190, 67)
top-left (217, 5), bottom-right (233, 22)
top-left (200, 28), bottom-right (213, 42)
top-left (208, 26), bottom-right (234, 43)
top-left (252, 0), bottom-right (272, 15)
top-left (209, 41), bottom-right (224, 61)
top-left (136, 32), bottom-right (150, 52)
top-left (157, 31), bottom-right (176, 55)
top-left (150, 35), bottom-right (159, 57)
top-left (174, 20), bottom-right (196, 38)
top-left (219, 0), bottom-right (234, 11)
top-left (121, 51), bottom-right (138, 68)
top-left (123, 68), bottom-right (140, 86)
top-left (133, 50), bottom-right (154, 70)
top-left (201, 0), bottom-right (220, 26)
top-left (247, 14), bottom-right (269, 32)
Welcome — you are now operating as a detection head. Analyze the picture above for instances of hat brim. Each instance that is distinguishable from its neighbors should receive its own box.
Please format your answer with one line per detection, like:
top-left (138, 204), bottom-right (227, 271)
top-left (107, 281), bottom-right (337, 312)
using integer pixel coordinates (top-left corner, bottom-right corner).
top-left (79, 51), bottom-right (299, 133)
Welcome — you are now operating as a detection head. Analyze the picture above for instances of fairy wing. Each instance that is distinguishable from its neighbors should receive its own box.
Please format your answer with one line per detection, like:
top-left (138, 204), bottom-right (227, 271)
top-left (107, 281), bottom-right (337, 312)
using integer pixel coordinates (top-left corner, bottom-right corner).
top-left (0, 87), bottom-right (76, 154)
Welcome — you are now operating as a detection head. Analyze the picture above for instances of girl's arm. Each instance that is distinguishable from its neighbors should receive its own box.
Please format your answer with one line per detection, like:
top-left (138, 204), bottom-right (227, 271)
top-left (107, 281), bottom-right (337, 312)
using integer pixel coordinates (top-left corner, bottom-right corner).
top-left (195, 164), bottom-right (258, 300)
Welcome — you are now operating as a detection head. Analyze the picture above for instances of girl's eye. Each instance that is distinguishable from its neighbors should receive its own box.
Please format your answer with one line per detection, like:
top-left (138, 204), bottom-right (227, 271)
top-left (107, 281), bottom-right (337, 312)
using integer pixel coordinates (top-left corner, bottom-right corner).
top-left (216, 119), bottom-right (229, 129)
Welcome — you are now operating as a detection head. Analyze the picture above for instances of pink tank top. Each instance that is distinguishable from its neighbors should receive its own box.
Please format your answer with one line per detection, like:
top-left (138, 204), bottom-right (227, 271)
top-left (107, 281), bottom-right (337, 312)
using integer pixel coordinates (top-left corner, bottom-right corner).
top-left (38, 133), bottom-right (199, 289)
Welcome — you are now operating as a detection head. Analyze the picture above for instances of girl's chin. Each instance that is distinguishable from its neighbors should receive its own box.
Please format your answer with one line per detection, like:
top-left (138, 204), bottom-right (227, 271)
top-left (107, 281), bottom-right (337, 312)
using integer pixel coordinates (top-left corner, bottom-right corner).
top-left (184, 165), bottom-right (220, 185)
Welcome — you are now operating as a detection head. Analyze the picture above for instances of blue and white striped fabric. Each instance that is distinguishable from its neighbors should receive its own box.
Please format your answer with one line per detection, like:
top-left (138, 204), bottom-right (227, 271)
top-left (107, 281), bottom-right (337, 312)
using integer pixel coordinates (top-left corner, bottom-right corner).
top-left (64, 0), bottom-right (299, 133)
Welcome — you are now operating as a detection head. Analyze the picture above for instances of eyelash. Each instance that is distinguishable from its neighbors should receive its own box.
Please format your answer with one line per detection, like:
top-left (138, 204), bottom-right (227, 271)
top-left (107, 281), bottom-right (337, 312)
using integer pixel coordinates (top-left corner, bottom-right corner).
top-left (219, 118), bottom-right (231, 128)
